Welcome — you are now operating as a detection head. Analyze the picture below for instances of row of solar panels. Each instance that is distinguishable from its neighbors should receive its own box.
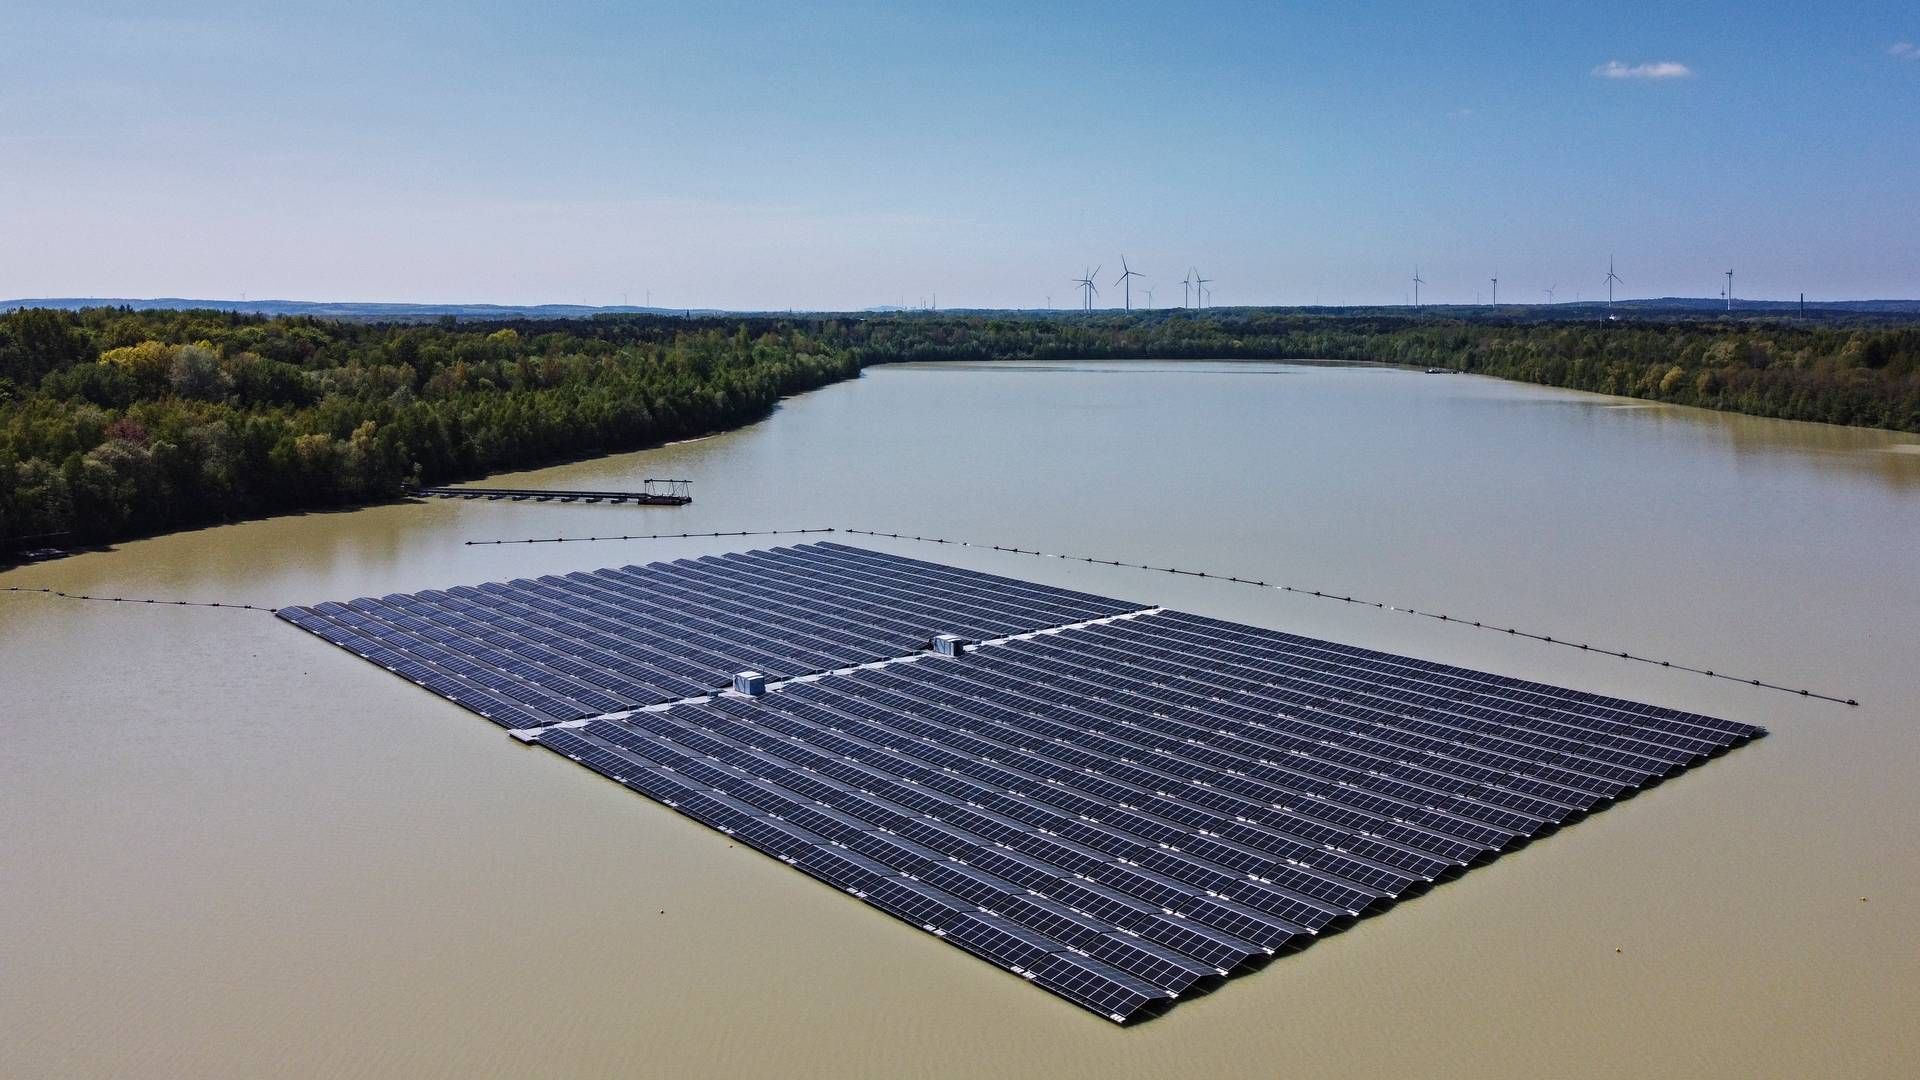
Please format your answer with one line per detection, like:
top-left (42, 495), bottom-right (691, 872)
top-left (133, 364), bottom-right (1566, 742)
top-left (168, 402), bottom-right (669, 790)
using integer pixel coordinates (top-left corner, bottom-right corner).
top-left (539, 722), bottom-right (1184, 1022)
top-left (1001, 617), bottom-right (1760, 791)
top-left (798, 664), bottom-right (1457, 880)
top-left (1152, 610), bottom-right (1756, 742)
top-left (530, 614), bottom-right (1758, 1020)
top-left (276, 542), bottom-right (1146, 725)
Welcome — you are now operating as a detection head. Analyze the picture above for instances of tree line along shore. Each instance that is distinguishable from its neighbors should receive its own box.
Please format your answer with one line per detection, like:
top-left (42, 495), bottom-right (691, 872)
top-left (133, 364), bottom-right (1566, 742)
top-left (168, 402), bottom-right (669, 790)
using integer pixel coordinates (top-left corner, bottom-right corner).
top-left (3, 307), bottom-right (1916, 551)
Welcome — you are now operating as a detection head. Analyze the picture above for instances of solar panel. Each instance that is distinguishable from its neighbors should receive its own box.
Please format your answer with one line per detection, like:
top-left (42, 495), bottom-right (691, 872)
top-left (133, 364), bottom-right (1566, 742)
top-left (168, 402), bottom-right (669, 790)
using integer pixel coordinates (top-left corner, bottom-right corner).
top-left (941, 912), bottom-right (1060, 971)
top-left (1082, 932), bottom-right (1219, 993)
top-left (924, 858), bottom-right (1019, 901)
top-left (280, 541), bottom-right (1762, 1023)
top-left (794, 846), bottom-right (897, 896)
top-left (1025, 951), bottom-right (1173, 1023)
top-left (864, 877), bottom-right (974, 931)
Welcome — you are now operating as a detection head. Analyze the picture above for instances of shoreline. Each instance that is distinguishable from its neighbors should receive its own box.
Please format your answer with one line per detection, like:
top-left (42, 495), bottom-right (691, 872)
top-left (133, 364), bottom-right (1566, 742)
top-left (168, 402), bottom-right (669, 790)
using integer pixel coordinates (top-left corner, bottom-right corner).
top-left (12, 354), bottom-right (1920, 568)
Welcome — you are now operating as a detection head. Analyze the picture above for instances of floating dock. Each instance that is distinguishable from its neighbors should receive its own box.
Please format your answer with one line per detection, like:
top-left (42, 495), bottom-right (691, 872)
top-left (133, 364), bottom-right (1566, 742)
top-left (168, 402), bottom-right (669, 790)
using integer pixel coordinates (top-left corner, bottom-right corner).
top-left (409, 480), bottom-right (691, 506)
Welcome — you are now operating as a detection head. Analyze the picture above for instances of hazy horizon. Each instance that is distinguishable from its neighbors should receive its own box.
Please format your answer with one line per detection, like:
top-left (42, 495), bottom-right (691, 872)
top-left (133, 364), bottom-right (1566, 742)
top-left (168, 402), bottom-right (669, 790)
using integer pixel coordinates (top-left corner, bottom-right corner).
top-left (5, 2), bottom-right (1918, 308)
top-left (7, 293), bottom-right (1920, 314)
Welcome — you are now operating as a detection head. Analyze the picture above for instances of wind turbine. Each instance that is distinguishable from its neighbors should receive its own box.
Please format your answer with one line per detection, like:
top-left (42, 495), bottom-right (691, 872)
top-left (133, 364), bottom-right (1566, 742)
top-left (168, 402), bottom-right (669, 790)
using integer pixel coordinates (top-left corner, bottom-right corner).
top-left (1194, 270), bottom-right (1213, 309)
top-left (1604, 256), bottom-right (1623, 306)
top-left (1114, 257), bottom-right (1144, 311)
top-left (1490, 275), bottom-right (1499, 306)
top-left (1543, 284), bottom-right (1557, 304)
top-left (1073, 266), bottom-right (1101, 311)
top-left (1412, 267), bottom-right (1426, 308)
top-left (1725, 269), bottom-right (1734, 311)
top-left (1181, 268), bottom-right (1195, 308)
top-left (1144, 286), bottom-right (1154, 310)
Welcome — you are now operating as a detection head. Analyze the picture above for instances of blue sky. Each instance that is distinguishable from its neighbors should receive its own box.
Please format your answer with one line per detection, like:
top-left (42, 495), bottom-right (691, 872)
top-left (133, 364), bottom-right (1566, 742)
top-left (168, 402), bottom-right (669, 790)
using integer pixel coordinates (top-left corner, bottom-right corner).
top-left (3, 1), bottom-right (1917, 308)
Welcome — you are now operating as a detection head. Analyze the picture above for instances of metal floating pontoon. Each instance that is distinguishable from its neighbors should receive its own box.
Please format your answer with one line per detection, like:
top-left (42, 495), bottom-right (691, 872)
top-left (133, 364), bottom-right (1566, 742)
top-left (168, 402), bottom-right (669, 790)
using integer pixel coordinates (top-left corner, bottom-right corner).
top-left (408, 480), bottom-right (692, 506)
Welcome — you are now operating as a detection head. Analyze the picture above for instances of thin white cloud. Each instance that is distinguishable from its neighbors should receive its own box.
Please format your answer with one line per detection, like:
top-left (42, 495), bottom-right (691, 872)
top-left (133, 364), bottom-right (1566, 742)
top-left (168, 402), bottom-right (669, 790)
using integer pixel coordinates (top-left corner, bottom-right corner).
top-left (1593, 59), bottom-right (1694, 80)
top-left (1891, 42), bottom-right (1920, 61)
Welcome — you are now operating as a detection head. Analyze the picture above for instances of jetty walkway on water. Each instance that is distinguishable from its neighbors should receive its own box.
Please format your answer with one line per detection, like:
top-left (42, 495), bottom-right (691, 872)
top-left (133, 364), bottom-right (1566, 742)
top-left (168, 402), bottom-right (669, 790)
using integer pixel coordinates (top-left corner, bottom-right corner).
top-left (408, 479), bottom-right (692, 506)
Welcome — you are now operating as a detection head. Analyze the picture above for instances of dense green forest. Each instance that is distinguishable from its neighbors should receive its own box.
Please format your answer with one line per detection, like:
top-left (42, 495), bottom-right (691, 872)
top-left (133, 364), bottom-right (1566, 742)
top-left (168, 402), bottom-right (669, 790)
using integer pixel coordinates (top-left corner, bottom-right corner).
top-left (0, 308), bottom-right (857, 549)
top-left (3, 306), bottom-right (1917, 551)
top-left (840, 309), bottom-right (1920, 431)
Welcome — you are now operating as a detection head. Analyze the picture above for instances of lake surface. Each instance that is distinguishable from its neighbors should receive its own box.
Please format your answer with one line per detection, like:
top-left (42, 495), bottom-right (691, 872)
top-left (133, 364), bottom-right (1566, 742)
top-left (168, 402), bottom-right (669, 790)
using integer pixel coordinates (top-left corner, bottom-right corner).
top-left (4, 361), bottom-right (1917, 1079)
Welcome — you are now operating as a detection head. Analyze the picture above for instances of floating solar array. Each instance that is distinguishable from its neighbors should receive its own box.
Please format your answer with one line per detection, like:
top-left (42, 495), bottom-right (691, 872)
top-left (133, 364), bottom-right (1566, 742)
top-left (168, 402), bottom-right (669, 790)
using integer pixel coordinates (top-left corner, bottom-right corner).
top-left (278, 542), bottom-right (1764, 1023)
top-left (276, 542), bottom-right (1142, 728)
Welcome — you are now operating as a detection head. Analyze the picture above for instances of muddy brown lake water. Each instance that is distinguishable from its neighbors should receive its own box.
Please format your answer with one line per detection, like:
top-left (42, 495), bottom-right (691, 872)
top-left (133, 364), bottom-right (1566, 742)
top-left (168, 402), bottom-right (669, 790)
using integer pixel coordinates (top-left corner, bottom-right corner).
top-left (4, 360), bottom-right (1917, 1078)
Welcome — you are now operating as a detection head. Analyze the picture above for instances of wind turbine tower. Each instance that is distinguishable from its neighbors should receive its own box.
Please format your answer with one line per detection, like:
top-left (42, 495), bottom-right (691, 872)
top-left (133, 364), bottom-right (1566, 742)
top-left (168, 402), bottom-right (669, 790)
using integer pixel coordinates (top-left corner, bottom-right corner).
top-left (1114, 257), bottom-right (1144, 311)
top-left (1604, 256), bottom-right (1623, 307)
top-left (1490, 275), bottom-right (1498, 306)
top-left (1412, 267), bottom-right (1426, 308)
top-left (1725, 269), bottom-right (1734, 311)
top-left (1194, 270), bottom-right (1213, 309)
top-left (1073, 266), bottom-right (1101, 311)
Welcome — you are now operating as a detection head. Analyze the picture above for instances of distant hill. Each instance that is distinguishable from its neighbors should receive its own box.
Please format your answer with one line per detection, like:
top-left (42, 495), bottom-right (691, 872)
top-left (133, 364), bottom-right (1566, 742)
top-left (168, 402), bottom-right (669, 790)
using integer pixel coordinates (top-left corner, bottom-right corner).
top-left (4, 296), bottom-right (1918, 319)
top-left (0, 297), bottom-right (727, 320)
top-left (1601, 296), bottom-right (1920, 314)
top-left (1308, 297), bottom-right (1920, 316)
